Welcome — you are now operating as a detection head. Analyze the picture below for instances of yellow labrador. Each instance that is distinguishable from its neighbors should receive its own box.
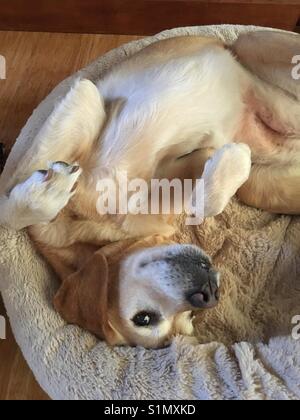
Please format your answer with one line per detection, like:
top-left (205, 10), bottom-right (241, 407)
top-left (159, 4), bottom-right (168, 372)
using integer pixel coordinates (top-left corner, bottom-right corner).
top-left (1, 31), bottom-right (300, 348)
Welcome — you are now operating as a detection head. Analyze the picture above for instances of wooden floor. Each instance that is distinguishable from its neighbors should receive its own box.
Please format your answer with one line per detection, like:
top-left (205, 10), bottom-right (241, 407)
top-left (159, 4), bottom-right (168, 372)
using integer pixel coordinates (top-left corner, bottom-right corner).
top-left (0, 27), bottom-right (299, 401)
top-left (0, 31), bottom-right (139, 400)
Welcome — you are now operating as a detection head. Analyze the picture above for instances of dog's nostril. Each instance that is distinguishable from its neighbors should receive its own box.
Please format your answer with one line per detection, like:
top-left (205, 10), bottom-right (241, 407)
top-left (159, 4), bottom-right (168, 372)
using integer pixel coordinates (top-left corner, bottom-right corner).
top-left (188, 292), bottom-right (209, 307)
top-left (199, 292), bottom-right (211, 303)
top-left (187, 287), bottom-right (219, 309)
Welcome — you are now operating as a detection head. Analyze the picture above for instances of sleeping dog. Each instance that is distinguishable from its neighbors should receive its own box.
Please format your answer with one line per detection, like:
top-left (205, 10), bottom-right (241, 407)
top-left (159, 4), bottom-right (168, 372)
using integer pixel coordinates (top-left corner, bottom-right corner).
top-left (0, 31), bottom-right (299, 348)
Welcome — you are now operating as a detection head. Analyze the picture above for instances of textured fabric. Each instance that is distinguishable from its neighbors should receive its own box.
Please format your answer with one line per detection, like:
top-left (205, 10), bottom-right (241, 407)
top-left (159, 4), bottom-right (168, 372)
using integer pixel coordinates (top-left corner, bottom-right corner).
top-left (0, 25), bottom-right (299, 400)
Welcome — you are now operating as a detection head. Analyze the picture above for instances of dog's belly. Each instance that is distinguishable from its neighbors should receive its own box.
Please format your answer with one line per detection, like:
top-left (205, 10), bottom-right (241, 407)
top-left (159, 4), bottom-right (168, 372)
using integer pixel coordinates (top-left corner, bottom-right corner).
top-left (234, 91), bottom-right (298, 163)
top-left (98, 45), bottom-right (246, 171)
top-left (235, 109), bottom-right (284, 156)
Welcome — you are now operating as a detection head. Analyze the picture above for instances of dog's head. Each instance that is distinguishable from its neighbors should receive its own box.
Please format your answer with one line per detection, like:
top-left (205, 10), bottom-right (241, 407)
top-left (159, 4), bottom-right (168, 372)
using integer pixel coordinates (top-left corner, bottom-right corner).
top-left (54, 236), bottom-right (220, 348)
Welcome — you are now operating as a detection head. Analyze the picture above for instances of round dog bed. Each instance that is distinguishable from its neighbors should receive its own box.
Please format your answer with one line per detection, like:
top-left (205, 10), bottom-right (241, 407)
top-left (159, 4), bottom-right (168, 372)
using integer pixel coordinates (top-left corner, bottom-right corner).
top-left (1, 25), bottom-right (300, 400)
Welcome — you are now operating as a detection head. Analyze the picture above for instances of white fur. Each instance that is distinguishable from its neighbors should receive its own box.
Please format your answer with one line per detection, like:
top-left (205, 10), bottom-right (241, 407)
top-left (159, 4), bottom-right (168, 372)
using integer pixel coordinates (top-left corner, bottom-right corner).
top-left (202, 143), bottom-right (252, 217)
top-left (0, 163), bottom-right (81, 230)
top-left (3, 79), bottom-right (106, 193)
top-left (1, 36), bottom-right (298, 349)
top-left (0, 49), bottom-right (262, 233)
top-left (119, 245), bottom-right (211, 344)
top-left (2, 40), bottom-right (300, 233)
top-left (174, 311), bottom-right (195, 336)
top-left (97, 48), bottom-right (246, 173)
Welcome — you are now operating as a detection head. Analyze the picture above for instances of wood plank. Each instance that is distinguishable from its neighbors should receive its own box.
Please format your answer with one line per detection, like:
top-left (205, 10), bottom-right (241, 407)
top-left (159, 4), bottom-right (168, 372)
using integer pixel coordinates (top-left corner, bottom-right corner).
top-left (162, 1), bottom-right (299, 3)
top-left (0, 0), bottom-right (299, 35)
top-left (0, 31), bottom-right (140, 154)
top-left (0, 31), bottom-right (139, 400)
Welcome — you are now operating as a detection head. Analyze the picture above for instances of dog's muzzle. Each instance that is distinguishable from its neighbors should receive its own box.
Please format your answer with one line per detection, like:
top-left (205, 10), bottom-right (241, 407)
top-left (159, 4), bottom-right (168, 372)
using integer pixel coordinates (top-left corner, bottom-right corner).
top-left (124, 244), bottom-right (221, 311)
top-left (161, 245), bottom-right (220, 310)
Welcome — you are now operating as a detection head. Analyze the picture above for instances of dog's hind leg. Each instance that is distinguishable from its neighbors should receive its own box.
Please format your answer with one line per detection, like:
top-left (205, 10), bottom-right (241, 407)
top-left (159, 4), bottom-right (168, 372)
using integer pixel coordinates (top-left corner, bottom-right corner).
top-left (237, 163), bottom-right (300, 215)
top-left (232, 31), bottom-right (300, 143)
top-left (232, 31), bottom-right (300, 101)
top-left (231, 31), bottom-right (300, 214)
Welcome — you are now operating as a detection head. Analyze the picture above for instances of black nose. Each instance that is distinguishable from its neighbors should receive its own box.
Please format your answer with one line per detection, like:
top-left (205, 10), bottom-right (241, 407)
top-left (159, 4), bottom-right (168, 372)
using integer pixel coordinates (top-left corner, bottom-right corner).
top-left (187, 277), bottom-right (220, 309)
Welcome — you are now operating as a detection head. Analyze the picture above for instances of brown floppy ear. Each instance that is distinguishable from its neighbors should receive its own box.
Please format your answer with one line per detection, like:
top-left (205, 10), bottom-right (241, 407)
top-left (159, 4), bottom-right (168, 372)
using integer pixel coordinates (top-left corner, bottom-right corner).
top-left (53, 251), bottom-right (115, 342)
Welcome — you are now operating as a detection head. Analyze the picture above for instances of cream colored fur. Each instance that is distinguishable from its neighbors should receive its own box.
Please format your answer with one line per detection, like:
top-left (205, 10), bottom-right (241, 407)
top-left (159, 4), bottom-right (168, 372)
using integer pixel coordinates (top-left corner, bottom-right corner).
top-left (0, 32), bottom-right (300, 348)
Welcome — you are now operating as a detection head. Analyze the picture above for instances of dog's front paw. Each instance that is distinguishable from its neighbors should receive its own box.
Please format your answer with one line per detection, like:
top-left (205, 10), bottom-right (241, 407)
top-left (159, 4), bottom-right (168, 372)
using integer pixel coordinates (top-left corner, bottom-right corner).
top-left (202, 143), bottom-right (252, 217)
top-left (10, 161), bottom-right (82, 227)
top-left (203, 143), bottom-right (251, 188)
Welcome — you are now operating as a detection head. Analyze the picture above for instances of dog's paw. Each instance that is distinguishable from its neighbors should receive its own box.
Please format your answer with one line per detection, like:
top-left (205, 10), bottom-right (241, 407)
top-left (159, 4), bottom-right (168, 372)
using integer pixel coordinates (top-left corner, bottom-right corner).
top-left (202, 143), bottom-right (252, 217)
top-left (203, 143), bottom-right (251, 186)
top-left (9, 161), bottom-right (82, 226)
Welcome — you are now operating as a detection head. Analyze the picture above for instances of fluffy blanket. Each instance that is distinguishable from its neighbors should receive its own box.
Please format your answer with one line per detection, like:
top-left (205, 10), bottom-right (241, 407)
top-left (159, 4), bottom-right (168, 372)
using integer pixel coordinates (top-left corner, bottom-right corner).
top-left (0, 25), bottom-right (300, 400)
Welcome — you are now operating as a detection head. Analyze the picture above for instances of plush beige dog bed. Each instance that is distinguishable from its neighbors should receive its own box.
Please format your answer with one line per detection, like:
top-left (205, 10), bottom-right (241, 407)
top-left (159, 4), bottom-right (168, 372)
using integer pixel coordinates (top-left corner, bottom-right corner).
top-left (0, 25), bottom-right (300, 400)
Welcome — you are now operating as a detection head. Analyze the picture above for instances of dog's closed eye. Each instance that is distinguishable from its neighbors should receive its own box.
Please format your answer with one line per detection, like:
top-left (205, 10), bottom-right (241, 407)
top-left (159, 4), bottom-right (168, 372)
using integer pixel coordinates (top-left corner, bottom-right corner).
top-left (132, 311), bottom-right (161, 327)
